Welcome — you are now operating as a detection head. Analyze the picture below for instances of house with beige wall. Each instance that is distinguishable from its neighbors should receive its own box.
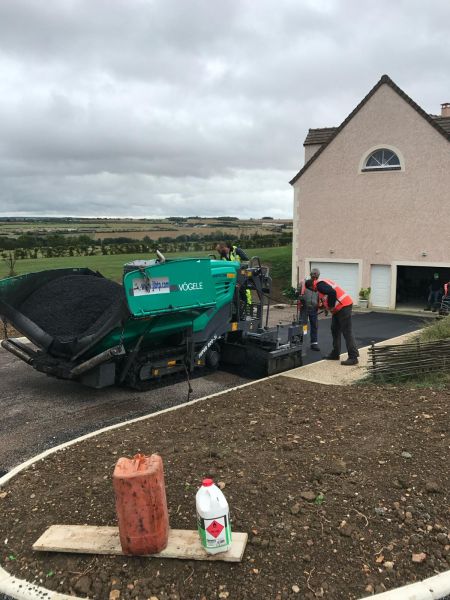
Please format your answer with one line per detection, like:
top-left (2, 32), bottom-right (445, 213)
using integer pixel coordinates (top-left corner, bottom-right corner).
top-left (290, 75), bottom-right (450, 310)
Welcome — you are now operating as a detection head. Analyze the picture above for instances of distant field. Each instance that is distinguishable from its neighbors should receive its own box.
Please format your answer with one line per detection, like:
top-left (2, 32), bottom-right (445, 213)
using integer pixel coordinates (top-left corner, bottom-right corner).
top-left (0, 245), bottom-right (292, 293)
top-left (0, 218), bottom-right (292, 238)
top-left (94, 226), bottom-right (272, 240)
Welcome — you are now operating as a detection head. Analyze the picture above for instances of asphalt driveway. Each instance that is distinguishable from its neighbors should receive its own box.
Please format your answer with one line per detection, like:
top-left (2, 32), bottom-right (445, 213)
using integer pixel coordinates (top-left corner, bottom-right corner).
top-left (0, 311), bottom-right (426, 474)
top-left (302, 310), bottom-right (426, 363)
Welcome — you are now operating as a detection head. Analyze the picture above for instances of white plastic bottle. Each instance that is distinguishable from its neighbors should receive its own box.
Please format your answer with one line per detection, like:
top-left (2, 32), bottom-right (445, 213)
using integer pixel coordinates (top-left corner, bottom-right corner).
top-left (196, 478), bottom-right (232, 554)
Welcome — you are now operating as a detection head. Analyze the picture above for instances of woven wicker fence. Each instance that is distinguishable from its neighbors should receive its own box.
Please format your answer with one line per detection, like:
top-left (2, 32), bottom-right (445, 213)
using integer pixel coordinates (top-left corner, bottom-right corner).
top-left (367, 338), bottom-right (450, 380)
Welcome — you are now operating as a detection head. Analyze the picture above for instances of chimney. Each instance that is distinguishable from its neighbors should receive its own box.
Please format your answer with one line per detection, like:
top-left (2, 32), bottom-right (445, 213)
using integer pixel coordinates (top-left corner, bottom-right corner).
top-left (441, 102), bottom-right (450, 117)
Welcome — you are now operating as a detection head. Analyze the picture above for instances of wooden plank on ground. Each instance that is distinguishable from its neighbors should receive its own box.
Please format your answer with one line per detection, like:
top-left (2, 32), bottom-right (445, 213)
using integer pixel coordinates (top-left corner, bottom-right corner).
top-left (33, 525), bottom-right (247, 562)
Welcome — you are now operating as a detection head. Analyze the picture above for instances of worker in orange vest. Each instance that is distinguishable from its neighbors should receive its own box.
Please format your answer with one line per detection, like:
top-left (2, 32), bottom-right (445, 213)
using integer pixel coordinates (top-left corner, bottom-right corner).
top-left (310, 268), bottom-right (359, 366)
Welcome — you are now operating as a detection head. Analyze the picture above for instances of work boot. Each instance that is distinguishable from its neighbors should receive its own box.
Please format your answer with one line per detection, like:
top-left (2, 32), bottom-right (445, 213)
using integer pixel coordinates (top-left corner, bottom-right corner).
top-left (424, 307), bottom-right (431, 311)
top-left (310, 343), bottom-right (320, 352)
top-left (325, 353), bottom-right (340, 360)
top-left (341, 358), bottom-right (358, 366)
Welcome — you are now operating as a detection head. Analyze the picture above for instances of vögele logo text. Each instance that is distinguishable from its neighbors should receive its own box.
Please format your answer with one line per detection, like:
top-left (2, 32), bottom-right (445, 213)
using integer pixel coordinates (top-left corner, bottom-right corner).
top-left (178, 281), bottom-right (204, 292)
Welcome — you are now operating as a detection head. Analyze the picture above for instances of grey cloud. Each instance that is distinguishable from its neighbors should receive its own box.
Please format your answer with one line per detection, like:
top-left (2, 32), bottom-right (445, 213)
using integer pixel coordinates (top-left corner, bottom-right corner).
top-left (0, 0), bottom-right (449, 217)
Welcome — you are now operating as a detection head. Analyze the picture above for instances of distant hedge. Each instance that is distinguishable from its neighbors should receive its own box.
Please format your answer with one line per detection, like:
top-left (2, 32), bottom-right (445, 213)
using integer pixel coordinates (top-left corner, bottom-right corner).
top-left (1, 232), bottom-right (292, 261)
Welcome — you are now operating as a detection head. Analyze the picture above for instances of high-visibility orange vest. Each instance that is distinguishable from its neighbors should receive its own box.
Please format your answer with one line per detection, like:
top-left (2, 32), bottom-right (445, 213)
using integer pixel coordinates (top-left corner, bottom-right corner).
top-left (444, 282), bottom-right (449, 296)
top-left (314, 278), bottom-right (353, 313)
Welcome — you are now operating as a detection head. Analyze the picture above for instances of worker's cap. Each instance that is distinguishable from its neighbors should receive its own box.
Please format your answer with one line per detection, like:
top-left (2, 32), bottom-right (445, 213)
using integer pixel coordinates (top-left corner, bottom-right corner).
top-left (310, 268), bottom-right (320, 278)
top-left (304, 278), bottom-right (314, 290)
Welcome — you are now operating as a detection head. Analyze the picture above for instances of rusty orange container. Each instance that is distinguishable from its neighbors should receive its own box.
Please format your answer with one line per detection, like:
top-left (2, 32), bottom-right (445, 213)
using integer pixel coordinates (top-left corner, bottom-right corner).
top-left (113, 453), bottom-right (169, 555)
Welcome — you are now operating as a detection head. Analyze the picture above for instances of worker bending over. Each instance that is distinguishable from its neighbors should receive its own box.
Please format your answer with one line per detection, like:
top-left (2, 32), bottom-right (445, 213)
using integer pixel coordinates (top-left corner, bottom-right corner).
top-left (216, 241), bottom-right (249, 263)
top-left (310, 268), bottom-right (359, 366)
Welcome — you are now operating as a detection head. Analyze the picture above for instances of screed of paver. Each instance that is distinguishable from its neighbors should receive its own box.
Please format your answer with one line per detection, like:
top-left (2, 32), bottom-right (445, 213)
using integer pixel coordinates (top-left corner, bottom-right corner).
top-left (283, 331), bottom-right (419, 386)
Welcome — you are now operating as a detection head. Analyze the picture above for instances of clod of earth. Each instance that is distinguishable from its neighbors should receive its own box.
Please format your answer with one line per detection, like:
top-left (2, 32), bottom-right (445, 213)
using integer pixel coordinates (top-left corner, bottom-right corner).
top-left (290, 502), bottom-right (301, 515)
top-left (74, 576), bottom-right (93, 595)
top-left (338, 521), bottom-right (353, 537)
top-left (425, 480), bottom-right (441, 493)
top-left (300, 490), bottom-right (317, 501)
top-left (327, 459), bottom-right (347, 474)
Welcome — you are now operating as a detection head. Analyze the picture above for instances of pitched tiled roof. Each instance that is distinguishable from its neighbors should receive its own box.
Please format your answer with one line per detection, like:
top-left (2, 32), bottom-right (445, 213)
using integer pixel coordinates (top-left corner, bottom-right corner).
top-left (290, 74), bottom-right (450, 186)
top-left (432, 116), bottom-right (450, 135)
top-left (304, 127), bottom-right (337, 146)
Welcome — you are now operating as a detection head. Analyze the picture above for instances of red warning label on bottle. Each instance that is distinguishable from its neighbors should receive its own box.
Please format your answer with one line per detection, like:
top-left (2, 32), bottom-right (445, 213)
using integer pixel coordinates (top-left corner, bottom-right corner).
top-left (206, 519), bottom-right (224, 538)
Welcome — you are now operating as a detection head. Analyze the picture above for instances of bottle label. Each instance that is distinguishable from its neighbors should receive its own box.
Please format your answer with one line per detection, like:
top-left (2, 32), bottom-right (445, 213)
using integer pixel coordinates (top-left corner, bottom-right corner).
top-left (197, 514), bottom-right (231, 549)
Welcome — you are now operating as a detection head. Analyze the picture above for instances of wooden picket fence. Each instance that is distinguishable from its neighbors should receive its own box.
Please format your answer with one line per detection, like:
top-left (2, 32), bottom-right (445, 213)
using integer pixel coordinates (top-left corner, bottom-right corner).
top-left (367, 338), bottom-right (450, 381)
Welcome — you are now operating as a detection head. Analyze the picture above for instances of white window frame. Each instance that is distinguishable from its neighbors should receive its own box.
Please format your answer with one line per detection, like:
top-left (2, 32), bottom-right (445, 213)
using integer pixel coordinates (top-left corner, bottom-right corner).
top-left (358, 144), bottom-right (405, 173)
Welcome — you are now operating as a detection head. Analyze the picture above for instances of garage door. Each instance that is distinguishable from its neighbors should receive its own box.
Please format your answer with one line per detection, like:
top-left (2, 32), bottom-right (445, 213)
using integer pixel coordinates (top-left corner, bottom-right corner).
top-left (310, 262), bottom-right (359, 303)
top-left (370, 265), bottom-right (391, 308)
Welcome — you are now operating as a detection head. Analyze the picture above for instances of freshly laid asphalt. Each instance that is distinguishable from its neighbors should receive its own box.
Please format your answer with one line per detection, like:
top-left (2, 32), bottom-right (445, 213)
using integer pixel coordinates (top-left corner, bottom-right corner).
top-left (0, 311), bottom-right (427, 475)
top-left (301, 310), bottom-right (427, 363)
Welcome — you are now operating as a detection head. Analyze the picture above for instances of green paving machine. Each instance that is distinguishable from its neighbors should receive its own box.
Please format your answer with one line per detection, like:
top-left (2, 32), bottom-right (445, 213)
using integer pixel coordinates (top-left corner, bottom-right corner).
top-left (0, 253), bottom-right (303, 389)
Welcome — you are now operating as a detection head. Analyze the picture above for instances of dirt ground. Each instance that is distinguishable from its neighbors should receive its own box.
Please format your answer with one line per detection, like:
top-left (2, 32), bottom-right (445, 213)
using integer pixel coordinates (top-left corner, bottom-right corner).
top-left (1, 377), bottom-right (449, 600)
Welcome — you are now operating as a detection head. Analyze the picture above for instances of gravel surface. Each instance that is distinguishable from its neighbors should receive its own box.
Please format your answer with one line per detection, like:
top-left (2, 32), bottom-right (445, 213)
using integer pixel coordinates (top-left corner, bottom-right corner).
top-left (1, 378), bottom-right (449, 599)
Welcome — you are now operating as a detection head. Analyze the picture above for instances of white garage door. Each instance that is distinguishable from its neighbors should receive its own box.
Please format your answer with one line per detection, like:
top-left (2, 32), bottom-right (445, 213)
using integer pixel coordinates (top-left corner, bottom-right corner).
top-left (310, 262), bottom-right (359, 303)
top-left (370, 265), bottom-right (391, 308)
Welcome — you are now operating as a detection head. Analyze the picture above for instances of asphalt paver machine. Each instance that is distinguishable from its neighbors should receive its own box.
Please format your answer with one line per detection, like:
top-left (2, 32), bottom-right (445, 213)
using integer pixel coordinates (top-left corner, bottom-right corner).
top-left (0, 254), bottom-right (303, 389)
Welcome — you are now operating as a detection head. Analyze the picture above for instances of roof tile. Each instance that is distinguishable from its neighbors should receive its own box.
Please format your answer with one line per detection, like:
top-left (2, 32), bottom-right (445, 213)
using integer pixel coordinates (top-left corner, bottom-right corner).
top-left (304, 127), bottom-right (337, 146)
top-left (432, 116), bottom-right (450, 135)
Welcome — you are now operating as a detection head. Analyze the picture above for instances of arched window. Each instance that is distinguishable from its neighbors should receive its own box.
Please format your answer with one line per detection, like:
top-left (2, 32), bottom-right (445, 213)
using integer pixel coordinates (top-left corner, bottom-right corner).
top-left (363, 148), bottom-right (401, 171)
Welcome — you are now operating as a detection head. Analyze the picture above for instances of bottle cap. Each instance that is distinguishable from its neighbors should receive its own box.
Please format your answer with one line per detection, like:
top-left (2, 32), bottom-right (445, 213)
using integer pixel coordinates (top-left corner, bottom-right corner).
top-left (202, 478), bottom-right (214, 487)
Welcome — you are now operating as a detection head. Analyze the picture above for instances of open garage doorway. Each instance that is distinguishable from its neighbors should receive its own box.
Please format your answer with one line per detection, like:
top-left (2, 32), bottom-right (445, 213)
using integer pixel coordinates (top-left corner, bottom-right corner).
top-left (396, 265), bottom-right (450, 310)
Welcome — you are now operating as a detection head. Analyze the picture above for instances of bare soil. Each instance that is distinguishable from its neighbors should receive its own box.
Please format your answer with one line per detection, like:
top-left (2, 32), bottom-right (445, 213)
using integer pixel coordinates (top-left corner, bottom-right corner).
top-left (1, 378), bottom-right (449, 600)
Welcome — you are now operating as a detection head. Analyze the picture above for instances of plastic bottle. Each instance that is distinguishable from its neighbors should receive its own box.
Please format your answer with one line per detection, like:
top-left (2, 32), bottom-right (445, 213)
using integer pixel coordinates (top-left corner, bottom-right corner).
top-left (113, 453), bottom-right (169, 555)
top-left (196, 478), bottom-right (232, 554)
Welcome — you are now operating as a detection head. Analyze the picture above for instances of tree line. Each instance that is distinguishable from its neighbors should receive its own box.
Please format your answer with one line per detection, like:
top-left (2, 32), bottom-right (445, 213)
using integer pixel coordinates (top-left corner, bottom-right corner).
top-left (1, 231), bottom-right (292, 262)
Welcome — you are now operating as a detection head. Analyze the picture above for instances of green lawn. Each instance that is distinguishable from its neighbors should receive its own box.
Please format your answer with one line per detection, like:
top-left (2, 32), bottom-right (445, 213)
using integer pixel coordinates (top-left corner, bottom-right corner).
top-left (1, 246), bottom-right (293, 288)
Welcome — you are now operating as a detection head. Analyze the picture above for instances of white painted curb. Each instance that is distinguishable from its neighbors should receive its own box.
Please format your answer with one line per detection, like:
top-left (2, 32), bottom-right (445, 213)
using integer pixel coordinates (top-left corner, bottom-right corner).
top-left (367, 573), bottom-right (450, 600)
top-left (1, 332), bottom-right (449, 599)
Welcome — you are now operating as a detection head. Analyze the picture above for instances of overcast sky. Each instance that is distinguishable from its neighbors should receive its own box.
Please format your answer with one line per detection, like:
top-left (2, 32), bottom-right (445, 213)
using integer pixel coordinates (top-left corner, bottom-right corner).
top-left (0, 0), bottom-right (449, 219)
